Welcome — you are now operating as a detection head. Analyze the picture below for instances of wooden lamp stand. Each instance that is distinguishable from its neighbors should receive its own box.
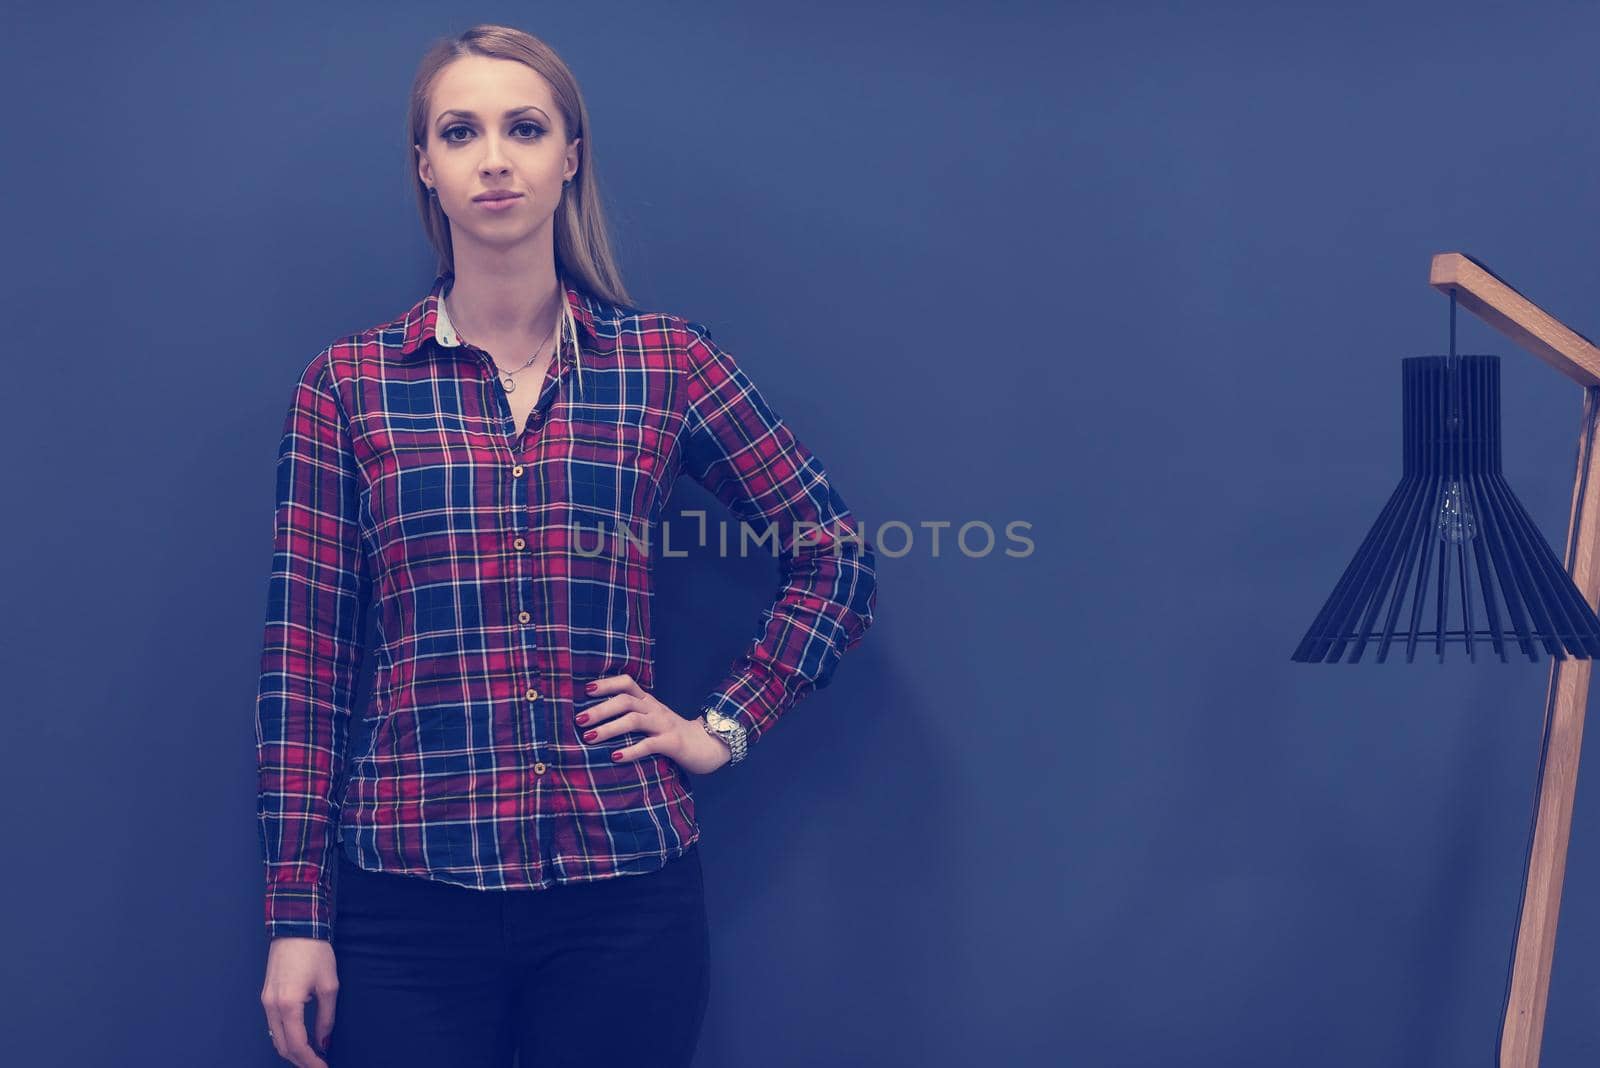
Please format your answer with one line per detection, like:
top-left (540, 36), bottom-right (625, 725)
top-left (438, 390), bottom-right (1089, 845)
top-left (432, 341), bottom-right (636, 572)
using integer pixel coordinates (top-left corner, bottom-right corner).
top-left (1428, 252), bottom-right (1600, 1067)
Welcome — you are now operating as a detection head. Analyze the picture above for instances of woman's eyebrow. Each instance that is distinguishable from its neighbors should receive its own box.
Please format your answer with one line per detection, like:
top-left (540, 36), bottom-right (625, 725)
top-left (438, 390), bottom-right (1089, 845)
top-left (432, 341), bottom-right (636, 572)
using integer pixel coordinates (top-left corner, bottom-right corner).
top-left (436, 105), bottom-right (551, 127)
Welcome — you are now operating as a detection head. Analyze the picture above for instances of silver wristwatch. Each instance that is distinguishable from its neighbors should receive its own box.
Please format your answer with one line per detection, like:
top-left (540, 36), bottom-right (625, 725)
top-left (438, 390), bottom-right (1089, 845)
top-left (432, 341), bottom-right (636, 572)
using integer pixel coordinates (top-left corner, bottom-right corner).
top-left (700, 709), bottom-right (748, 765)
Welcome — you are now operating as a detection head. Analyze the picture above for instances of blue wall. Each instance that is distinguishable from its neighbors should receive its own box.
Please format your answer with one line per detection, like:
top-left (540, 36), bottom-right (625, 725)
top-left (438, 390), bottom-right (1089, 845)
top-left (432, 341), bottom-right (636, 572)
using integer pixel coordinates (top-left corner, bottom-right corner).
top-left (6, 1), bottom-right (1600, 1065)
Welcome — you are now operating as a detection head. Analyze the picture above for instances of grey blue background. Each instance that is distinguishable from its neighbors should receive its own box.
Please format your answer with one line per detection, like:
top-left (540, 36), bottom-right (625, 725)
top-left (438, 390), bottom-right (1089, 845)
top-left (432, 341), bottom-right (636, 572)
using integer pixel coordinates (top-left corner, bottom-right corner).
top-left (5, 1), bottom-right (1600, 1065)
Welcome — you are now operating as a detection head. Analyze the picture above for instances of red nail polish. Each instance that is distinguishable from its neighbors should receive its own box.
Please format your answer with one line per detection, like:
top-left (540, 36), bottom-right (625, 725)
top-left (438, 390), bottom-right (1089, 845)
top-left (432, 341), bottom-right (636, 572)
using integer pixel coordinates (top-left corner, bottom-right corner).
top-left (575, 713), bottom-right (589, 724)
top-left (583, 730), bottom-right (597, 741)
top-left (584, 681), bottom-right (597, 694)
top-left (611, 751), bottom-right (623, 760)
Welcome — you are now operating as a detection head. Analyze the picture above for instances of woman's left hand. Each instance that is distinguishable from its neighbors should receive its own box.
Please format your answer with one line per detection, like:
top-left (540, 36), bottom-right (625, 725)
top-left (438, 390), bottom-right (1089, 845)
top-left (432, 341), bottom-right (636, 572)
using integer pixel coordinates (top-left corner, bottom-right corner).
top-left (578, 673), bottom-right (733, 774)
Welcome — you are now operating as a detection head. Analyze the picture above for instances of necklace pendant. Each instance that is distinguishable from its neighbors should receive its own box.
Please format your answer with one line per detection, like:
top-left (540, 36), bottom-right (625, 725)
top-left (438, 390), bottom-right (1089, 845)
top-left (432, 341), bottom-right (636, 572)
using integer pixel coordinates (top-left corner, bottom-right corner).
top-left (502, 375), bottom-right (516, 393)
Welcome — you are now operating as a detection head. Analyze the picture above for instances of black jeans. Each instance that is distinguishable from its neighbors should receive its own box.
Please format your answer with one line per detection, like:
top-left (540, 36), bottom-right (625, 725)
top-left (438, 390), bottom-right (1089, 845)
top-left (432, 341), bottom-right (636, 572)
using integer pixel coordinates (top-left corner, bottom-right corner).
top-left (324, 844), bottom-right (710, 1067)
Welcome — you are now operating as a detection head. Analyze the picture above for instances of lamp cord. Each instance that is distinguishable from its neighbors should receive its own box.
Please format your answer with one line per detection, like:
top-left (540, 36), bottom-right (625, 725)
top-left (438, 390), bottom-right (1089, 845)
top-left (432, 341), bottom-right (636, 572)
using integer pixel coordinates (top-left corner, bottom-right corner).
top-left (1449, 288), bottom-right (1461, 423)
top-left (1491, 379), bottom-right (1599, 1065)
top-left (1451, 288), bottom-right (1458, 360)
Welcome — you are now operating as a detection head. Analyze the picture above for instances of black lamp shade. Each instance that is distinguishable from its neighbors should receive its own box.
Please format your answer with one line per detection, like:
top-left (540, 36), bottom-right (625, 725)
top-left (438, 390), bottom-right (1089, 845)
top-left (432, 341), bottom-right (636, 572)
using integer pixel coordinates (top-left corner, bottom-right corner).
top-left (1292, 354), bottom-right (1600, 663)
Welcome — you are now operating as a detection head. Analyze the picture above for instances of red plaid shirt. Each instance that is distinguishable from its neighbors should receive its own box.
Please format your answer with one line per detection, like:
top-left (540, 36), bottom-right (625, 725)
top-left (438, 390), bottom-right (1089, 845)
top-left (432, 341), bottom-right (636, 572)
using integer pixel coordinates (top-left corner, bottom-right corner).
top-left (255, 272), bottom-right (878, 940)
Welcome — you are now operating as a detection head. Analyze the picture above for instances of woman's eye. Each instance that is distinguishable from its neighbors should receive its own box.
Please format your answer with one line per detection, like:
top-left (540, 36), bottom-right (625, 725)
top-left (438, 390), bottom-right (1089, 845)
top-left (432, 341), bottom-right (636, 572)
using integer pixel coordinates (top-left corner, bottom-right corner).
top-left (441, 123), bottom-right (542, 144)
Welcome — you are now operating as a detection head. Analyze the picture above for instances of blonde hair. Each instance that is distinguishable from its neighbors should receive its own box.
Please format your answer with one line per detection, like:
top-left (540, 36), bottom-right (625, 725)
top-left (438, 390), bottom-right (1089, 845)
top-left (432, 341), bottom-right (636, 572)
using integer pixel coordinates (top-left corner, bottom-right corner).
top-left (406, 24), bottom-right (635, 397)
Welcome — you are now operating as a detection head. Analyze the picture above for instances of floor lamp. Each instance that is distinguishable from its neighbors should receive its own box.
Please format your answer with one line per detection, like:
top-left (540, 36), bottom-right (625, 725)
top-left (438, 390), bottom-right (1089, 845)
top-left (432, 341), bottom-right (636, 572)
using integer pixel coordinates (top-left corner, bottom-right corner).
top-left (1292, 252), bottom-right (1600, 1066)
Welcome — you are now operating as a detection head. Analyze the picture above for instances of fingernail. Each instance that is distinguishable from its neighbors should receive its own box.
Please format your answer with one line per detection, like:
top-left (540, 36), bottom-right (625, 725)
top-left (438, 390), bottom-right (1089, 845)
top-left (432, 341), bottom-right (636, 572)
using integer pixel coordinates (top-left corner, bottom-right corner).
top-left (584, 681), bottom-right (597, 694)
top-left (583, 730), bottom-right (597, 741)
top-left (575, 713), bottom-right (589, 725)
top-left (611, 751), bottom-right (623, 761)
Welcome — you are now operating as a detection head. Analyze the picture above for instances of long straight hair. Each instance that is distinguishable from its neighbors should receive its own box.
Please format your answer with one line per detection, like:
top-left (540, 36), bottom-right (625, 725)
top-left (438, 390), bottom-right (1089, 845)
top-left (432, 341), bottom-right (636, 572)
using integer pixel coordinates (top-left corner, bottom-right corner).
top-left (406, 24), bottom-right (634, 396)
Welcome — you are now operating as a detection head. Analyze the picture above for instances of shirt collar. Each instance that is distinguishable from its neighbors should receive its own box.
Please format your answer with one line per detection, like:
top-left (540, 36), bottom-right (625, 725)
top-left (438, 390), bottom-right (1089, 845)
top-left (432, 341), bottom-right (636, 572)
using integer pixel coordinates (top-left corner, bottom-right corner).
top-left (385, 271), bottom-right (621, 360)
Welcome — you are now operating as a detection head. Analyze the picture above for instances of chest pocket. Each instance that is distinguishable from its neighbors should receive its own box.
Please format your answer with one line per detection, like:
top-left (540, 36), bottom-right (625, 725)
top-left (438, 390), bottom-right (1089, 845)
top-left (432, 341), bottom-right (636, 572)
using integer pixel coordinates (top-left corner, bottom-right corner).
top-left (560, 371), bottom-right (670, 527)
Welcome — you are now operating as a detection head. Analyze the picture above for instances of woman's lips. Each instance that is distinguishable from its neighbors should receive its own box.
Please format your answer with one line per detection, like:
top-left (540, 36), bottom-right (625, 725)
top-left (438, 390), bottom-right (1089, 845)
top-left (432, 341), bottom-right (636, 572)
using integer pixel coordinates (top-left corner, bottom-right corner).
top-left (475, 194), bottom-right (524, 212)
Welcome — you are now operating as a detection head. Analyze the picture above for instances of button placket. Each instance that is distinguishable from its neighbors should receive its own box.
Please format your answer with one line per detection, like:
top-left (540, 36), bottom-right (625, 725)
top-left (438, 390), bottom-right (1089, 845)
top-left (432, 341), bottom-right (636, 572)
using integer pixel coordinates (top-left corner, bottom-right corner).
top-left (501, 361), bottom-right (561, 782)
top-left (507, 460), bottom-right (543, 762)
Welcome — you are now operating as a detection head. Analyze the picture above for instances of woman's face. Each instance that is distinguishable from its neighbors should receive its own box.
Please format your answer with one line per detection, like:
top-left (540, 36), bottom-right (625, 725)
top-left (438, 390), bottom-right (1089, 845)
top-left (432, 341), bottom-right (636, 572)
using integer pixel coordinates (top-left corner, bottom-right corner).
top-left (416, 56), bottom-right (579, 255)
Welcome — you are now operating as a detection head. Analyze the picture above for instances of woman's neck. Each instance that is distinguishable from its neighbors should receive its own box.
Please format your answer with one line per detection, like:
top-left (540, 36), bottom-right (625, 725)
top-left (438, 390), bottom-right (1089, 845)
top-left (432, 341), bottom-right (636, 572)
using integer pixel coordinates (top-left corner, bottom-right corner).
top-left (443, 256), bottom-right (563, 350)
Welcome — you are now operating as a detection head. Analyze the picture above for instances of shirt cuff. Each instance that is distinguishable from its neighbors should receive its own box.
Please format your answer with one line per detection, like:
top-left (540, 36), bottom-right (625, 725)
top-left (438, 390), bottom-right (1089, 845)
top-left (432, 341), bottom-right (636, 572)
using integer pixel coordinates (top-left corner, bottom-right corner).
top-left (699, 658), bottom-right (806, 749)
top-left (264, 879), bottom-right (334, 942)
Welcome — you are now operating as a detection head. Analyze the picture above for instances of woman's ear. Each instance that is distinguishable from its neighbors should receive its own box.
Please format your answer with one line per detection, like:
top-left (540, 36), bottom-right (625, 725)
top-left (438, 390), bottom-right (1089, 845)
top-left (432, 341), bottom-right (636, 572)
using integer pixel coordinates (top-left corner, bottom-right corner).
top-left (415, 143), bottom-right (433, 190)
top-left (566, 137), bottom-right (581, 184)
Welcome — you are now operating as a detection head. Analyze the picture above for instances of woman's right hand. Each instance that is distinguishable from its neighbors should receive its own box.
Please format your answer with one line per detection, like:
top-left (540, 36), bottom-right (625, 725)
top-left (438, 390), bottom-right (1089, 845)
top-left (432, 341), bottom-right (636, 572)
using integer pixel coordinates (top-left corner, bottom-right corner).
top-left (261, 937), bottom-right (338, 1067)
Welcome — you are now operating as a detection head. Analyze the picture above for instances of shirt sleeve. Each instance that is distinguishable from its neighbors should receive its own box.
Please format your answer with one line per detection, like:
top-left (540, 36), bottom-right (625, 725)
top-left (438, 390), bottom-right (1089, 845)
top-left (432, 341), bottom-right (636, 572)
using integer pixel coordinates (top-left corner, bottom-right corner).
top-left (254, 350), bottom-right (372, 941)
top-left (679, 319), bottom-right (879, 751)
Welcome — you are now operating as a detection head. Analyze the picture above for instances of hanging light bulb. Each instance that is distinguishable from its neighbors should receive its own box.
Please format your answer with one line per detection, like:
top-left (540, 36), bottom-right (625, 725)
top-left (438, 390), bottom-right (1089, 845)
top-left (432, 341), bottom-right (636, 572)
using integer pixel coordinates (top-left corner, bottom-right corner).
top-left (1435, 480), bottom-right (1477, 544)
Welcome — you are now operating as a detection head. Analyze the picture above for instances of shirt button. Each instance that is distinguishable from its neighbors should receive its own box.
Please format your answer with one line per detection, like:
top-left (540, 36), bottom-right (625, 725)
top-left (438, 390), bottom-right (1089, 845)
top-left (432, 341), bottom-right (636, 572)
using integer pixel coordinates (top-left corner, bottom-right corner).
top-left (514, 537), bottom-right (527, 550)
top-left (518, 610), bottom-right (531, 624)
top-left (533, 762), bottom-right (548, 774)
top-left (512, 464), bottom-right (524, 477)
top-left (526, 687), bottom-right (541, 701)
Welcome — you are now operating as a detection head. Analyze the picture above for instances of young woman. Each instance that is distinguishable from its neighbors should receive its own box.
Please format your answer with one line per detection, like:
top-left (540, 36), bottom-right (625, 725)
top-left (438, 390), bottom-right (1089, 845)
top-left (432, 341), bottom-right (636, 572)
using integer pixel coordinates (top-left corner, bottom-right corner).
top-left (254, 23), bottom-right (878, 1068)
